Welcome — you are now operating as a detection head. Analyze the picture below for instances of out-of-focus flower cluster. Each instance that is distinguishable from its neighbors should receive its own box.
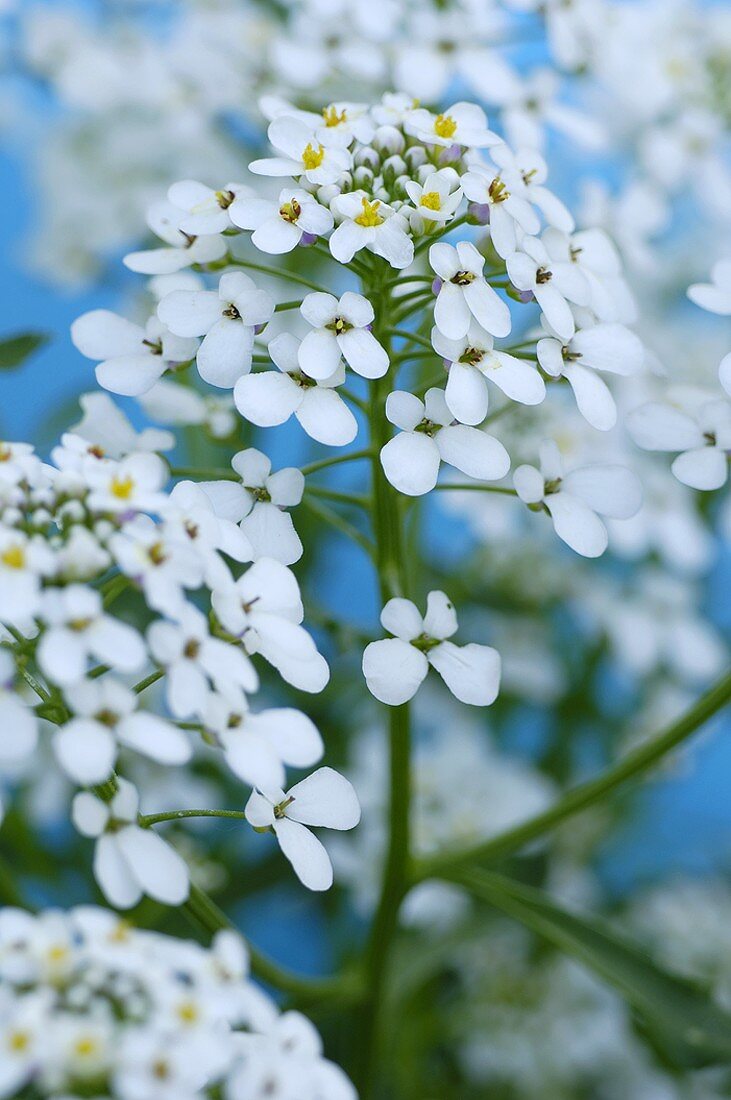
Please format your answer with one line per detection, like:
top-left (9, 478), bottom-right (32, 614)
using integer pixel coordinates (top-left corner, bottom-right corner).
top-left (0, 906), bottom-right (355, 1099)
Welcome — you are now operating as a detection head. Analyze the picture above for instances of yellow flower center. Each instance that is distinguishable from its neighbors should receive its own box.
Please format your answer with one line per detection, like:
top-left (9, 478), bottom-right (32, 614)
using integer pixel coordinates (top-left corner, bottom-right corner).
top-left (0, 444), bottom-right (11, 462)
top-left (279, 199), bottom-right (302, 223)
top-left (1, 545), bottom-right (25, 569)
top-left (434, 113), bottom-right (457, 139)
top-left (489, 177), bottom-right (510, 203)
top-left (47, 944), bottom-right (69, 963)
top-left (8, 1030), bottom-right (30, 1053)
top-left (110, 474), bottom-right (135, 500)
top-left (302, 143), bottom-right (325, 170)
top-left (355, 197), bottom-right (384, 227)
top-left (177, 1000), bottom-right (200, 1024)
top-left (419, 191), bottom-right (442, 211)
top-left (322, 106), bottom-right (347, 127)
top-left (73, 1036), bottom-right (99, 1058)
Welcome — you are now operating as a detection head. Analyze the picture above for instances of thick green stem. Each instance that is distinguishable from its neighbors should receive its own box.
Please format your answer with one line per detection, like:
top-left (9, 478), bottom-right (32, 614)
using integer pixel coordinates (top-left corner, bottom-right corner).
top-left (416, 668), bottom-right (731, 880)
top-left (355, 266), bottom-right (413, 1096)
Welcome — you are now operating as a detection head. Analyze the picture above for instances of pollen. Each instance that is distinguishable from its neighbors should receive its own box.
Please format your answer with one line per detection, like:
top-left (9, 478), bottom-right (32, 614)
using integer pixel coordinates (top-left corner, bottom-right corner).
top-left (355, 197), bottom-right (384, 227)
top-left (489, 178), bottom-right (510, 203)
top-left (279, 199), bottom-right (302, 223)
top-left (215, 189), bottom-right (235, 209)
top-left (420, 191), bottom-right (442, 210)
top-left (73, 1035), bottom-right (99, 1058)
top-left (176, 1000), bottom-right (200, 1024)
top-left (434, 113), bottom-right (457, 139)
top-left (1, 545), bottom-right (25, 569)
top-left (322, 105), bottom-right (347, 127)
top-left (0, 444), bottom-right (11, 462)
top-left (302, 143), bottom-right (325, 170)
top-left (110, 474), bottom-right (135, 500)
top-left (8, 1029), bottom-right (30, 1052)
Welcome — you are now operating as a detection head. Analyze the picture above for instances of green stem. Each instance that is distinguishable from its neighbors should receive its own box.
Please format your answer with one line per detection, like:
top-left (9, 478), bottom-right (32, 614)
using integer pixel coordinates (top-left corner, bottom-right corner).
top-left (300, 448), bottom-right (374, 477)
top-left (132, 668), bottom-right (164, 695)
top-left (355, 266), bottom-right (413, 1096)
top-left (413, 214), bottom-right (471, 255)
top-left (306, 485), bottom-right (370, 509)
top-left (169, 466), bottom-right (238, 481)
top-left (301, 496), bottom-right (375, 559)
top-left (432, 483), bottom-right (517, 495)
top-left (416, 668), bottom-right (731, 880)
top-left (274, 299), bottom-right (304, 313)
top-left (226, 257), bottom-right (330, 294)
top-left (183, 884), bottom-right (360, 1004)
top-left (385, 329), bottom-right (434, 352)
top-left (140, 808), bottom-right (248, 827)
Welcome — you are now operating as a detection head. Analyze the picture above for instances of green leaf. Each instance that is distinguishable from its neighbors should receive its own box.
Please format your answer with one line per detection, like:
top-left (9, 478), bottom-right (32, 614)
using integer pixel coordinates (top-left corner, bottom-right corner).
top-left (453, 869), bottom-right (731, 1068)
top-left (0, 332), bottom-right (49, 370)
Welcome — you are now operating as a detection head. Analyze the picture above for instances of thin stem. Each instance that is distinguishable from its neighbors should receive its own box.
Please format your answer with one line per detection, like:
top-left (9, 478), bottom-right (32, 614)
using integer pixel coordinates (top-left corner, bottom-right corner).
top-left (226, 257), bottom-right (330, 294)
top-left (416, 668), bottom-right (731, 880)
top-left (307, 485), bottom-right (370, 509)
top-left (413, 214), bottom-right (471, 256)
top-left (169, 466), bottom-right (238, 481)
top-left (100, 573), bottom-right (131, 609)
top-left (385, 329), bottom-right (434, 352)
top-left (132, 668), bottom-right (164, 695)
top-left (432, 483), bottom-right (517, 496)
top-left (301, 496), bottom-right (375, 559)
top-left (140, 808), bottom-right (248, 827)
top-left (183, 884), bottom-right (360, 1004)
top-left (300, 448), bottom-right (373, 477)
top-left (274, 299), bottom-right (304, 313)
top-left (339, 387), bottom-right (368, 413)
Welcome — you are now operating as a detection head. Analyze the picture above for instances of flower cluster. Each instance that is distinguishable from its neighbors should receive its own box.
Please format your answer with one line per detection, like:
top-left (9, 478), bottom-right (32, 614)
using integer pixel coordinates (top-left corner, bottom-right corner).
top-left (0, 906), bottom-right (355, 1099)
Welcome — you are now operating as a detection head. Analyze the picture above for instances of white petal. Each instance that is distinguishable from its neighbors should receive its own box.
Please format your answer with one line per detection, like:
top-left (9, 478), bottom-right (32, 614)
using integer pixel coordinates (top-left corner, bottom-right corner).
top-left (298, 329), bottom-right (342, 380)
top-left (626, 403), bottom-right (703, 452)
top-left (94, 835), bottom-right (142, 909)
top-left (285, 767), bottom-right (361, 829)
top-left (296, 388), bottom-right (358, 446)
top-left (563, 363), bottom-right (617, 431)
top-left (117, 713), bottom-right (192, 764)
top-left (385, 390), bottom-right (424, 431)
top-left (116, 826), bottom-right (190, 905)
top-left (572, 323), bottom-right (644, 376)
top-left (362, 638), bottom-right (429, 705)
top-left (445, 361), bottom-right (488, 425)
top-left (252, 217), bottom-right (302, 254)
top-left (719, 353), bottom-right (731, 397)
top-left (463, 280), bottom-right (512, 338)
top-left (267, 467), bottom-right (305, 507)
top-left (381, 597), bottom-right (423, 641)
top-left (53, 720), bottom-right (116, 784)
top-left (562, 464), bottom-right (642, 519)
top-left (224, 731), bottom-right (285, 790)
top-left (546, 493), bottom-right (608, 557)
top-left (381, 433), bottom-right (441, 496)
top-left (434, 282), bottom-right (471, 340)
top-left (71, 310), bottom-right (143, 359)
top-left (273, 818), bottom-right (333, 891)
top-left (489, 353), bottom-right (546, 405)
top-left (513, 463), bottom-right (545, 503)
top-left (0, 697), bottom-right (38, 762)
top-left (37, 629), bottom-right (86, 686)
top-left (197, 320), bottom-right (253, 388)
top-left (428, 640), bottom-right (500, 705)
top-left (234, 371), bottom-right (302, 426)
top-left (422, 591), bottom-right (458, 640)
top-left (671, 447), bottom-right (728, 491)
top-left (240, 504), bottom-right (302, 565)
top-left (534, 283), bottom-right (575, 341)
top-left (436, 425), bottom-right (510, 481)
top-left (72, 791), bottom-right (108, 838)
top-left (338, 329), bottom-right (389, 379)
top-left (157, 290), bottom-right (221, 338)
top-left (252, 708), bottom-right (323, 769)
top-left (96, 354), bottom-right (166, 397)
top-left (245, 788), bottom-right (276, 828)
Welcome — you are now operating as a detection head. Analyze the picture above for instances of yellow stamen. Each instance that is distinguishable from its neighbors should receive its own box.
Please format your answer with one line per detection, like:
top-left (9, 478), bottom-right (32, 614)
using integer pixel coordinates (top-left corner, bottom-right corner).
top-left (322, 105), bottom-right (347, 127)
top-left (355, 197), bottom-right (384, 227)
top-left (8, 1030), bottom-right (30, 1052)
top-left (177, 1000), bottom-right (199, 1024)
top-left (0, 445), bottom-right (11, 462)
top-left (73, 1036), bottom-right (99, 1058)
top-left (489, 178), bottom-right (510, 203)
top-left (434, 113), bottom-right (457, 139)
top-left (302, 143), bottom-right (325, 170)
top-left (1, 545), bottom-right (25, 569)
top-left (110, 474), bottom-right (135, 500)
top-left (279, 199), bottom-right (302, 223)
top-left (419, 191), bottom-right (442, 211)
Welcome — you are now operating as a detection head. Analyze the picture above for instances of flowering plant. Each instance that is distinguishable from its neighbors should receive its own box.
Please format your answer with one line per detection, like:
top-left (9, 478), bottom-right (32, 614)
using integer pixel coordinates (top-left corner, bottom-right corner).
top-left (1, 16), bottom-right (731, 1093)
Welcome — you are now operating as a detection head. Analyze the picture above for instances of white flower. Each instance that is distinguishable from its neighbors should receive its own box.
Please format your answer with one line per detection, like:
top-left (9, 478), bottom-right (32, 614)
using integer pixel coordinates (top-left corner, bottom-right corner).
top-left (0, 992), bottom-right (44, 1096)
top-left (330, 192), bottom-right (414, 269)
top-left (380, 388), bottom-right (510, 496)
top-left (212, 558), bottom-right (329, 693)
top-left (490, 145), bottom-right (574, 233)
top-left (167, 179), bottom-right (250, 236)
top-left (245, 767), bottom-right (360, 891)
top-left (123, 199), bottom-right (227, 274)
top-left (404, 168), bottom-right (463, 226)
top-left (72, 392), bottom-right (174, 457)
top-left (229, 187), bottom-right (333, 253)
top-left (514, 440), bottom-right (642, 557)
top-left (507, 236), bottom-right (587, 341)
top-left (541, 226), bottom-right (630, 323)
top-left (430, 241), bottom-right (511, 340)
top-left (537, 323), bottom-right (644, 431)
top-left (37, 584), bottom-right (146, 687)
top-left (261, 97), bottom-right (375, 146)
top-left (0, 529), bottom-right (54, 623)
top-left (249, 116), bottom-right (351, 185)
top-left (627, 395), bottom-right (731, 491)
top-left (199, 449), bottom-right (304, 566)
top-left (407, 102), bottom-right (499, 148)
top-left (203, 696), bottom-right (323, 791)
top-left (720, 354), bottom-right (731, 397)
top-left (460, 164), bottom-right (540, 258)
top-left (165, 480), bottom-right (254, 589)
top-left (148, 604), bottom-right (258, 720)
top-left (433, 320), bottom-right (545, 426)
top-left (71, 310), bottom-right (199, 397)
top-left (55, 676), bottom-right (191, 784)
top-left (298, 291), bottom-right (389, 380)
top-left (109, 515), bottom-right (205, 617)
top-left (234, 333), bottom-right (357, 447)
top-left (363, 591), bottom-right (501, 706)
top-left (688, 258), bottom-right (731, 315)
top-left (85, 452), bottom-right (168, 515)
top-left (157, 273), bottom-right (274, 388)
top-left (72, 779), bottom-right (189, 909)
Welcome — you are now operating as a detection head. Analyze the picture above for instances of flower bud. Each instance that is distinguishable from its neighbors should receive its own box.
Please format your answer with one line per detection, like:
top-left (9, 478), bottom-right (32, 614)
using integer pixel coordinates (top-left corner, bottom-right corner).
top-left (354, 145), bottom-right (380, 171)
top-left (404, 145), bottom-right (428, 170)
top-left (353, 166), bottom-right (375, 189)
top-left (372, 125), bottom-right (405, 154)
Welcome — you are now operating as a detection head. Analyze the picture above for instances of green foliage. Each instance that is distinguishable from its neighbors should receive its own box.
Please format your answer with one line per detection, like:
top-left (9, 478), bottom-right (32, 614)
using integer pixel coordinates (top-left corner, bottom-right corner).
top-left (0, 331), bottom-right (49, 369)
